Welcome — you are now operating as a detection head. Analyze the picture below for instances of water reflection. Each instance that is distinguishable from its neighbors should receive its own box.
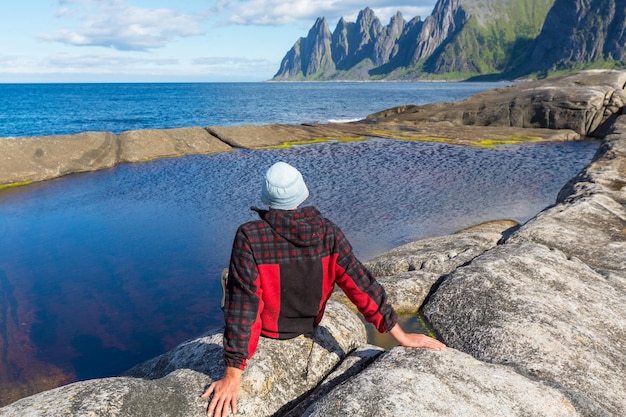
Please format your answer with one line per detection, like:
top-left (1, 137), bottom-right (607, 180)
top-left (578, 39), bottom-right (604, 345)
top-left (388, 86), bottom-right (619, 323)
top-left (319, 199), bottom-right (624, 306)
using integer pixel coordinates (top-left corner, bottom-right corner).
top-left (0, 138), bottom-right (599, 404)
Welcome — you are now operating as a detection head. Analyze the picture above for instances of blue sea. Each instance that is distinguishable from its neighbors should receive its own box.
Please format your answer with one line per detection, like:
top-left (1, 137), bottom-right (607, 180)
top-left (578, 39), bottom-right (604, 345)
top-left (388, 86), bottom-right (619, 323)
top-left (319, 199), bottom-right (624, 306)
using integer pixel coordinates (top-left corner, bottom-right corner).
top-left (0, 82), bottom-right (512, 137)
top-left (0, 82), bottom-right (600, 405)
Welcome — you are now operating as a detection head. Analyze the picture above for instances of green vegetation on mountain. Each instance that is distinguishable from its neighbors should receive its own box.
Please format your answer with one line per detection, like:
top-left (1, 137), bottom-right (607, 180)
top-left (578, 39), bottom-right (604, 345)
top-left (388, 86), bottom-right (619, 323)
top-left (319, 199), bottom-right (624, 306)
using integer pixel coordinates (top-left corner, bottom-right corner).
top-left (272, 0), bottom-right (625, 81)
top-left (429, 0), bottom-right (554, 77)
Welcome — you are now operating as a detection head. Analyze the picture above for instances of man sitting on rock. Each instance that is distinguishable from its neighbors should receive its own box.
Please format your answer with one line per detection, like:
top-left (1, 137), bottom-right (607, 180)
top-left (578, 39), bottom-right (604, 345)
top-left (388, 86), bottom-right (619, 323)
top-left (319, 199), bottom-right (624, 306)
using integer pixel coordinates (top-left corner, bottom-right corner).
top-left (201, 161), bottom-right (446, 417)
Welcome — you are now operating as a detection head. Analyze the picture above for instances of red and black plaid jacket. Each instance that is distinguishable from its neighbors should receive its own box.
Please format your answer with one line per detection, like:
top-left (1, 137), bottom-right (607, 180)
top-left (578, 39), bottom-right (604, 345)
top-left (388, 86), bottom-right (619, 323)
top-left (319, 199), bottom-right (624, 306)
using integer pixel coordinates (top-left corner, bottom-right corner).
top-left (223, 206), bottom-right (398, 370)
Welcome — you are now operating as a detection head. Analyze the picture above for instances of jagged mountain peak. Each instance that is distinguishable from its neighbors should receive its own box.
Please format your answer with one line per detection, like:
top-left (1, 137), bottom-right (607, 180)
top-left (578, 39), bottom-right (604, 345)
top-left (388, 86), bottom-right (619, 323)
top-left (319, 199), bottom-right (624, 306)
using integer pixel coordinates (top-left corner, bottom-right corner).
top-left (358, 6), bottom-right (376, 19)
top-left (390, 11), bottom-right (404, 23)
top-left (310, 16), bottom-right (329, 32)
top-left (271, 0), bottom-right (625, 81)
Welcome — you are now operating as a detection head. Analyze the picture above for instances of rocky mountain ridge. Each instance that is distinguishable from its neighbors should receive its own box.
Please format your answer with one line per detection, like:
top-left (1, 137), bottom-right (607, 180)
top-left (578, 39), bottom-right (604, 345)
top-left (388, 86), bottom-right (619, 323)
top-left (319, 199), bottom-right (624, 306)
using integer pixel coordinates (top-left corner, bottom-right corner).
top-left (272, 0), bottom-right (626, 81)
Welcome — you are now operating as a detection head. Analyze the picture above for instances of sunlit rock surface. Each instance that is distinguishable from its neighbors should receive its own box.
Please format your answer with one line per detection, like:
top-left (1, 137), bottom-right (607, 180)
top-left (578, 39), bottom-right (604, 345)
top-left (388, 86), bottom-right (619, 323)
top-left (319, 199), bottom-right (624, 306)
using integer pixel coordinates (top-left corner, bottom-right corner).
top-left (301, 348), bottom-right (580, 417)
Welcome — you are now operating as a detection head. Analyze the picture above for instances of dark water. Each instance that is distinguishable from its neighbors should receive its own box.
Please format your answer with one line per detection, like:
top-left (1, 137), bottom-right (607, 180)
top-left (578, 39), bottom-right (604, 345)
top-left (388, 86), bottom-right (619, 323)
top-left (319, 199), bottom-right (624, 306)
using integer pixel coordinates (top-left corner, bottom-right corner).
top-left (0, 81), bottom-right (599, 404)
top-left (0, 137), bottom-right (599, 404)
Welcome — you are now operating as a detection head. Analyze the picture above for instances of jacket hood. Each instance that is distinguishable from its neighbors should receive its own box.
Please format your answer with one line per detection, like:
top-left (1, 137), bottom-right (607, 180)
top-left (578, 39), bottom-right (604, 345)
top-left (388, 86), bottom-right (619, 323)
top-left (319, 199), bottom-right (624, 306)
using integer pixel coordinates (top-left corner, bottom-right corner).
top-left (252, 206), bottom-right (324, 247)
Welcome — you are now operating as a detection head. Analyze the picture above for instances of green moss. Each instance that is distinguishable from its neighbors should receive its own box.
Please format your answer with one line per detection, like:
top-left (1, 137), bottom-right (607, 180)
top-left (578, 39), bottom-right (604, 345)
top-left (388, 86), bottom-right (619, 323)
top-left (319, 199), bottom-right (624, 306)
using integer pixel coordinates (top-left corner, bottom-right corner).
top-left (0, 181), bottom-right (33, 190)
top-left (508, 134), bottom-right (542, 141)
top-left (473, 134), bottom-right (544, 148)
top-left (427, 0), bottom-right (554, 77)
top-left (395, 135), bottom-right (448, 143)
top-left (536, 59), bottom-right (626, 79)
top-left (366, 128), bottom-right (449, 142)
top-left (415, 314), bottom-right (438, 340)
top-left (474, 139), bottom-right (521, 148)
top-left (365, 128), bottom-right (394, 137)
top-left (266, 136), bottom-right (366, 149)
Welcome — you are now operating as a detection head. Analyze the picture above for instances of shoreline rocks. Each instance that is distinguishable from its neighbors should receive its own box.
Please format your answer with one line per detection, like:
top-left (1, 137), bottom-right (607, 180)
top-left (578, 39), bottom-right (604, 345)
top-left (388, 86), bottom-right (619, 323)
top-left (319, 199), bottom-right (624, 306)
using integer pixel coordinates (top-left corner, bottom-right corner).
top-left (0, 127), bottom-right (232, 188)
top-left (4, 69), bottom-right (626, 189)
top-left (1, 69), bottom-right (625, 416)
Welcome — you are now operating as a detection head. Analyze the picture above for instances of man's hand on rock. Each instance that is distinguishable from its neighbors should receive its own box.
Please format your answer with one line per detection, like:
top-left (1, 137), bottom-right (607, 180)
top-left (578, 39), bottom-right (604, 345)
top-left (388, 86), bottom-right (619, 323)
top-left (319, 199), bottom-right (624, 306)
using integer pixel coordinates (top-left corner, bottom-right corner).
top-left (389, 323), bottom-right (446, 350)
top-left (201, 366), bottom-right (242, 417)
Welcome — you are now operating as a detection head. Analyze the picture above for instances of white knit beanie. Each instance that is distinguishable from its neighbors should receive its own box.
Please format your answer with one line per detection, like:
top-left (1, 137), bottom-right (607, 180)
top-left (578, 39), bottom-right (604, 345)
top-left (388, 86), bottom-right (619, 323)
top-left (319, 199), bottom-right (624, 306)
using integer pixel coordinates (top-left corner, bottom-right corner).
top-left (260, 162), bottom-right (309, 210)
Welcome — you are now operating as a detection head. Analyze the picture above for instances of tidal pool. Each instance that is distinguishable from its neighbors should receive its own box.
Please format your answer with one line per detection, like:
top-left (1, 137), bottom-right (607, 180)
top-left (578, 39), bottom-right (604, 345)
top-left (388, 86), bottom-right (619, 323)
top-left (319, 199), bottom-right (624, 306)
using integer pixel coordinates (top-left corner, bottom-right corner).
top-left (0, 137), bottom-right (599, 404)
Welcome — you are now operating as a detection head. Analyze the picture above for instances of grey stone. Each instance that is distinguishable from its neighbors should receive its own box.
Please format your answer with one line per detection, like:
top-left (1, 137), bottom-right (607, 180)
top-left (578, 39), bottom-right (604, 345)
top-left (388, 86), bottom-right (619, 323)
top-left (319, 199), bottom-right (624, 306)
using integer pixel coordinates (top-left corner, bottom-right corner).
top-left (370, 270), bottom-right (443, 314)
top-left (300, 347), bottom-right (580, 417)
top-left (0, 128), bottom-right (232, 187)
top-left (369, 69), bottom-right (626, 137)
top-left (508, 113), bottom-right (626, 276)
top-left (506, 193), bottom-right (626, 275)
top-left (423, 243), bottom-right (626, 417)
top-left (0, 132), bottom-right (119, 185)
top-left (281, 344), bottom-right (385, 417)
top-left (557, 113), bottom-right (626, 205)
top-left (365, 220), bottom-right (517, 277)
top-left (336, 220), bottom-right (518, 314)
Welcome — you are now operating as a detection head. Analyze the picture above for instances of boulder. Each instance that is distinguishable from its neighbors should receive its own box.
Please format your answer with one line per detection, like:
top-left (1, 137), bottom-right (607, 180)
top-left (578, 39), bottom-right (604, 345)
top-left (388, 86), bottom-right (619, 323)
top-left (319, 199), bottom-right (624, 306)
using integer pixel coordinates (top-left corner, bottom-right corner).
top-left (300, 347), bottom-right (580, 417)
top-left (0, 371), bottom-right (209, 417)
top-left (365, 220), bottom-right (518, 277)
top-left (207, 120), bottom-right (579, 150)
top-left (118, 127), bottom-right (232, 163)
top-left (476, 113), bottom-right (626, 415)
top-left (423, 243), bottom-right (626, 417)
top-left (0, 300), bottom-right (366, 417)
top-left (359, 270), bottom-right (442, 315)
top-left (0, 132), bottom-right (119, 186)
top-left (506, 193), bottom-right (626, 276)
top-left (368, 70), bottom-right (626, 137)
top-left (557, 113), bottom-right (626, 205)
top-left (332, 220), bottom-right (518, 314)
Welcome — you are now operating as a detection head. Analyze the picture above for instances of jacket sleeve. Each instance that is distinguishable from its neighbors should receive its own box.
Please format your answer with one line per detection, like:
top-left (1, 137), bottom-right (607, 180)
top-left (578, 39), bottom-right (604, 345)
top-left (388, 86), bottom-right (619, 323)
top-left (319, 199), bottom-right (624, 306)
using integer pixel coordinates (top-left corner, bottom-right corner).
top-left (222, 227), bottom-right (263, 370)
top-left (330, 222), bottom-right (398, 333)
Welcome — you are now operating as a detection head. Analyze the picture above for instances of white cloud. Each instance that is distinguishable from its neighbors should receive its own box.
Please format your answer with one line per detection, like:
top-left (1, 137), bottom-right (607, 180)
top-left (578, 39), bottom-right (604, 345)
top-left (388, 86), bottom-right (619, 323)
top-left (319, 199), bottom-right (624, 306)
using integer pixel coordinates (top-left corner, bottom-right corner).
top-left (194, 56), bottom-right (273, 66)
top-left (220, 0), bottom-right (435, 26)
top-left (40, 0), bottom-right (206, 51)
top-left (0, 51), bottom-right (277, 82)
top-left (46, 53), bottom-right (179, 70)
top-left (2, 0), bottom-right (439, 82)
top-left (193, 56), bottom-right (277, 74)
top-left (0, 53), bottom-right (178, 75)
top-left (37, 1), bottom-right (436, 51)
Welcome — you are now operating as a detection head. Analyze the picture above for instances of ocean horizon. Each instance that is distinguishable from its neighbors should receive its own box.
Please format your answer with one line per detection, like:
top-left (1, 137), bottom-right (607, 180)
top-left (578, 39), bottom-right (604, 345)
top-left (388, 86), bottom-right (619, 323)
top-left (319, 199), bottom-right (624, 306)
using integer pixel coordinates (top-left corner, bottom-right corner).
top-left (0, 81), bottom-right (510, 138)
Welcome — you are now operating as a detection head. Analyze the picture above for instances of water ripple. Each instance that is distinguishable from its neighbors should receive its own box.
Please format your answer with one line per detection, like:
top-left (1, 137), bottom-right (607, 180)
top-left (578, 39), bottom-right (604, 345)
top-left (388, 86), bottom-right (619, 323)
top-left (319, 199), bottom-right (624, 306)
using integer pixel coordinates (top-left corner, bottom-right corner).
top-left (0, 137), bottom-right (599, 402)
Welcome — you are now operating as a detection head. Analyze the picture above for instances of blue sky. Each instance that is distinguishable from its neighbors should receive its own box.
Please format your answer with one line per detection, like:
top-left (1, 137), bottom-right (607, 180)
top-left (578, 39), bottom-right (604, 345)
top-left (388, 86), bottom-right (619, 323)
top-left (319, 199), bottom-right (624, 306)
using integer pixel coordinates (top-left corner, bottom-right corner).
top-left (0, 0), bottom-right (437, 83)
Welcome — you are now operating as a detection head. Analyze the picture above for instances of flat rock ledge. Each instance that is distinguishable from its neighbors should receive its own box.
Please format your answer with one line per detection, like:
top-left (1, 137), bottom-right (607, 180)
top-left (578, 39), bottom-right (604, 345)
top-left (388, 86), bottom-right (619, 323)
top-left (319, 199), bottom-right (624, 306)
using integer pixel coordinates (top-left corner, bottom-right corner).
top-left (0, 127), bottom-right (233, 188)
top-left (1, 70), bottom-right (626, 416)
